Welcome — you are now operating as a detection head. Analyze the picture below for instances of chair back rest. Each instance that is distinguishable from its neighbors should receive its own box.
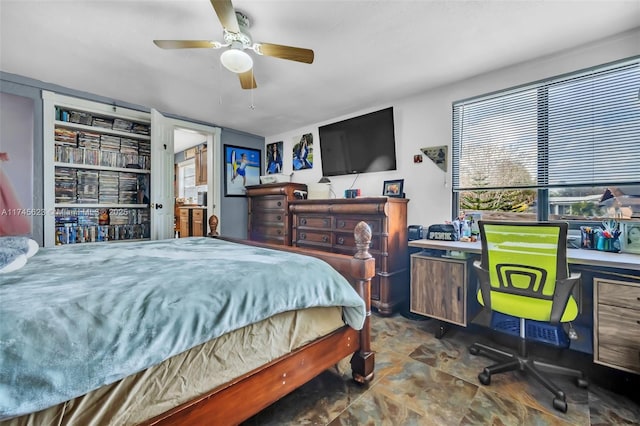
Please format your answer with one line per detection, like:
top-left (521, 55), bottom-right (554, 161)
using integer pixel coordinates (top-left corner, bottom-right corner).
top-left (478, 221), bottom-right (569, 300)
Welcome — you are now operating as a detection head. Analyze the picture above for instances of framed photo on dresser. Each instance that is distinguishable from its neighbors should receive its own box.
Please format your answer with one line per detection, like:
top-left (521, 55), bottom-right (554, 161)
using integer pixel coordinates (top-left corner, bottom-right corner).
top-left (382, 179), bottom-right (404, 198)
top-left (620, 222), bottom-right (640, 254)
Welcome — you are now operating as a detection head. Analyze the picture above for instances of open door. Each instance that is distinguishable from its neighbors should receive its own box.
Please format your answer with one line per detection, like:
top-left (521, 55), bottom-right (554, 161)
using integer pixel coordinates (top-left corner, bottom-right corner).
top-left (151, 109), bottom-right (175, 240)
top-left (151, 109), bottom-right (221, 239)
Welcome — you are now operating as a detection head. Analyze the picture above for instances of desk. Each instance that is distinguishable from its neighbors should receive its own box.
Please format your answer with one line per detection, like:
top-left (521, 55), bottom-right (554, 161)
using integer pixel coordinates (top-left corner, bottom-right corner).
top-left (408, 239), bottom-right (640, 272)
top-left (408, 239), bottom-right (640, 373)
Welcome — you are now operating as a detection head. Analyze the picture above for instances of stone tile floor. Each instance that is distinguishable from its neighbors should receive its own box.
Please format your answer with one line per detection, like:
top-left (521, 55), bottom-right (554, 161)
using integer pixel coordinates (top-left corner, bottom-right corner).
top-left (244, 313), bottom-right (640, 425)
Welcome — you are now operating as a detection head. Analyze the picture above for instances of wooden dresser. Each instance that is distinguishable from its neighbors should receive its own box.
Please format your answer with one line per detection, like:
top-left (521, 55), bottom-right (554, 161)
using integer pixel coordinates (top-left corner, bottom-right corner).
top-left (290, 197), bottom-right (409, 315)
top-left (178, 206), bottom-right (206, 237)
top-left (246, 182), bottom-right (308, 245)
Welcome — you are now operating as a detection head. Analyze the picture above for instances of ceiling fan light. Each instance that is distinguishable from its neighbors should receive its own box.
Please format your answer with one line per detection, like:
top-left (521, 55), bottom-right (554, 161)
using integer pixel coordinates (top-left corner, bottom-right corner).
top-left (220, 49), bottom-right (253, 73)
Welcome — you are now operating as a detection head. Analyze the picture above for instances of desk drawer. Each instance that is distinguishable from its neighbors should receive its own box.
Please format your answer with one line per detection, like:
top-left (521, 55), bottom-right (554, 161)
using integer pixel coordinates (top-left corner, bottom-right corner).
top-left (597, 280), bottom-right (640, 311)
top-left (596, 304), bottom-right (640, 373)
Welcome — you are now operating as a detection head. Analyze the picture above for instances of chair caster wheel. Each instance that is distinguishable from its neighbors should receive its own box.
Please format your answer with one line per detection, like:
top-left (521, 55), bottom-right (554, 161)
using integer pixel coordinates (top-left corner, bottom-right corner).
top-left (469, 345), bottom-right (480, 356)
top-left (577, 378), bottom-right (588, 388)
top-left (553, 397), bottom-right (567, 413)
top-left (478, 371), bottom-right (491, 386)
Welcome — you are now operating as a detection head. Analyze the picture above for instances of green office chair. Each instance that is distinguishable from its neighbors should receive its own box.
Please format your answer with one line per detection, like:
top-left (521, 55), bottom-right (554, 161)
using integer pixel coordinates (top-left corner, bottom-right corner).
top-left (468, 221), bottom-right (588, 413)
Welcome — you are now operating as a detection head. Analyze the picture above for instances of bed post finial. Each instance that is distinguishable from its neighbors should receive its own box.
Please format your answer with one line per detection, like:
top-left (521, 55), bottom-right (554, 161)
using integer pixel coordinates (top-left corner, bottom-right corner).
top-left (208, 215), bottom-right (219, 237)
top-left (350, 221), bottom-right (375, 383)
top-left (353, 221), bottom-right (372, 260)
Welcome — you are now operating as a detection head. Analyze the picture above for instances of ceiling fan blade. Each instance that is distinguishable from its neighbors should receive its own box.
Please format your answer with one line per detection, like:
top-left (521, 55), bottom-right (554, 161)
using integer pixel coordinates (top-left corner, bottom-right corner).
top-left (153, 40), bottom-right (222, 49)
top-left (210, 0), bottom-right (240, 33)
top-left (238, 71), bottom-right (257, 90)
top-left (257, 43), bottom-right (314, 64)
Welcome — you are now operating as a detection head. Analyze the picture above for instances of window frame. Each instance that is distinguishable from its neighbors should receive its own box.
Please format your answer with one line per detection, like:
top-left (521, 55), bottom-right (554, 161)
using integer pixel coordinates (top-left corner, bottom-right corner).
top-left (451, 57), bottom-right (640, 224)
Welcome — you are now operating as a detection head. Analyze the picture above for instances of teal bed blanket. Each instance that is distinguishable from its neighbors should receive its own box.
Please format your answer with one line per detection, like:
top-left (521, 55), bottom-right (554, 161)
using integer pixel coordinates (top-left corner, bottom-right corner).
top-left (0, 237), bottom-right (366, 419)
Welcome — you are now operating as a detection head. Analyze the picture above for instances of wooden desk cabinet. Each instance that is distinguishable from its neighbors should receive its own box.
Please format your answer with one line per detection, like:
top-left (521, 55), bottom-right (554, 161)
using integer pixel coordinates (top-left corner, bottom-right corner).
top-left (246, 183), bottom-right (307, 245)
top-left (593, 277), bottom-right (640, 374)
top-left (410, 253), bottom-right (478, 337)
top-left (179, 207), bottom-right (206, 237)
top-left (290, 197), bottom-right (408, 315)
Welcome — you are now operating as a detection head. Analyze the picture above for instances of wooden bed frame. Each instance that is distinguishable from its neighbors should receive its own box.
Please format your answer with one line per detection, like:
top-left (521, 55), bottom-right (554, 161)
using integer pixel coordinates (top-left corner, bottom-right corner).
top-left (142, 218), bottom-right (375, 425)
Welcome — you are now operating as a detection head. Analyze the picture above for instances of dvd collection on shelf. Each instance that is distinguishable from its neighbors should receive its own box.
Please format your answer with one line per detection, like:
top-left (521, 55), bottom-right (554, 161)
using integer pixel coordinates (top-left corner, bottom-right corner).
top-left (52, 106), bottom-right (152, 244)
top-left (55, 107), bottom-right (150, 136)
top-left (54, 168), bottom-right (149, 204)
top-left (54, 133), bottom-right (150, 169)
top-left (55, 208), bottom-right (151, 244)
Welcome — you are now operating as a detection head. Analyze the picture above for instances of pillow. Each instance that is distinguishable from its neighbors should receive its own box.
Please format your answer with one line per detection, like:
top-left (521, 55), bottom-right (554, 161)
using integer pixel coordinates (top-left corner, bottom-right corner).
top-left (0, 236), bottom-right (39, 273)
top-left (0, 236), bottom-right (39, 257)
top-left (0, 248), bottom-right (27, 273)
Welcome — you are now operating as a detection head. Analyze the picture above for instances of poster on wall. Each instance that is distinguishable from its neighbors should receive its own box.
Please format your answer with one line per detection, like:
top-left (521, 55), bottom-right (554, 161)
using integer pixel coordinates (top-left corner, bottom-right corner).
top-left (0, 92), bottom-right (34, 236)
top-left (292, 133), bottom-right (313, 170)
top-left (223, 144), bottom-right (261, 196)
top-left (266, 141), bottom-right (283, 174)
top-left (421, 145), bottom-right (447, 172)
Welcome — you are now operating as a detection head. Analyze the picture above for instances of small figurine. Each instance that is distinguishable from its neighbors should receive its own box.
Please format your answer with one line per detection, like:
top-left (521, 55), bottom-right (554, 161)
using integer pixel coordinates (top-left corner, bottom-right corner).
top-left (208, 215), bottom-right (219, 237)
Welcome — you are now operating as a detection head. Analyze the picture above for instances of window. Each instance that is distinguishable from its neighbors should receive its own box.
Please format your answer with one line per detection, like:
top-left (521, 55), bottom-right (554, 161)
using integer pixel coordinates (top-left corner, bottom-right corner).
top-left (452, 58), bottom-right (640, 224)
top-left (178, 159), bottom-right (197, 202)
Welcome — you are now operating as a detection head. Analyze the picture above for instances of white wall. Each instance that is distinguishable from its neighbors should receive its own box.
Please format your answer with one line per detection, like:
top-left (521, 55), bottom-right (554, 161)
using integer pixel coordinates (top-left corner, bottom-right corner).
top-left (267, 29), bottom-right (640, 227)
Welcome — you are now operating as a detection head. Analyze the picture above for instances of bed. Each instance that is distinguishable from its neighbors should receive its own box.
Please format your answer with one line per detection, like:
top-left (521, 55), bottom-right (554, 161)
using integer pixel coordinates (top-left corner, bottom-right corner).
top-left (0, 219), bottom-right (375, 425)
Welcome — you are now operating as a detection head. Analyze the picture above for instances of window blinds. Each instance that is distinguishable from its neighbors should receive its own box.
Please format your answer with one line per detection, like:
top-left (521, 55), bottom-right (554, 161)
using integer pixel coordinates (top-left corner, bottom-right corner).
top-left (452, 59), bottom-right (640, 192)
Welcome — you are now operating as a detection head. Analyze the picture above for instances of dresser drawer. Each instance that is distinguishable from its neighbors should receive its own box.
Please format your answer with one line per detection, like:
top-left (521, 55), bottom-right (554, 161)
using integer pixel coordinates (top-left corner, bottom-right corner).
top-left (192, 209), bottom-right (204, 221)
top-left (597, 280), bottom-right (640, 310)
top-left (334, 232), bottom-right (380, 251)
top-left (297, 230), bottom-right (332, 245)
top-left (252, 211), bottom-right (286, 224)
top-left (252, 224), bottom-right (286, 239)
top-left (596, 304), bottom-right (640, 373)
top-left (297, 215), bottom-right (332, 229)
top-left (252, 196), bottom-right (287, 211)
top-left (335, 217), bottom-right (382, 234)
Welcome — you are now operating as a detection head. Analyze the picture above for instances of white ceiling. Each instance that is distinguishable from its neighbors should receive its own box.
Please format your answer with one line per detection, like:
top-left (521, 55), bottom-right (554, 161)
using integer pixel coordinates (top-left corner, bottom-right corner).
top-left (1, 1), bottom-right (639, 138)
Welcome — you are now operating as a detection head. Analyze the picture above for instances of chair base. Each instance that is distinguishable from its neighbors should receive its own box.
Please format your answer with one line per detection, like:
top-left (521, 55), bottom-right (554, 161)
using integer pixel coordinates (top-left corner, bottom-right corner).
top-left (469, 341), bottom-right (588, 413)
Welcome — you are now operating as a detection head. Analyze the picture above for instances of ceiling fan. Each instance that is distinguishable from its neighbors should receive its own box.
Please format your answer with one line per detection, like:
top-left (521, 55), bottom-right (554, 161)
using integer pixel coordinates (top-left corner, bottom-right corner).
top-left (153, 0), bottom-right (314, 90)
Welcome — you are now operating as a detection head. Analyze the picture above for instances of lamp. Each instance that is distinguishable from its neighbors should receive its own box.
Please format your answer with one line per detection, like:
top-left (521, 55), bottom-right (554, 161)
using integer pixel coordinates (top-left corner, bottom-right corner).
top-left (220, 44), bottom-right (253, 74)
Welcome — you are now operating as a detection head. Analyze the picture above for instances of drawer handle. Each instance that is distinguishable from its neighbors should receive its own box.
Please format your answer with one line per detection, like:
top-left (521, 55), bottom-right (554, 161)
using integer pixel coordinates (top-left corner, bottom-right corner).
top-left (338, 220), bottom-right (345, 228)
top-left (277, 201), bottom-right (282, 207)
top-left (301, 218), bottom-right (307, 225)
top-left (322, 235), bottom-right (329, 243)
top-left (300, 233), bottom-right (306, 240)
top-left (277, 215), bottom-right (282, 221)
top-left (337, 237), bottom-right (344, 245)
top-left (277, 229), bottom-right (282, 235)
top-left (324, 219), bottom-right (329, 226)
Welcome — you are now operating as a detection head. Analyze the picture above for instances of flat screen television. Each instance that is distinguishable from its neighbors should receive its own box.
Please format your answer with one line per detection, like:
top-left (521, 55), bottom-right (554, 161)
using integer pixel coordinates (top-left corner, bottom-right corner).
top-left (318, 107), bottom-right (397, 177)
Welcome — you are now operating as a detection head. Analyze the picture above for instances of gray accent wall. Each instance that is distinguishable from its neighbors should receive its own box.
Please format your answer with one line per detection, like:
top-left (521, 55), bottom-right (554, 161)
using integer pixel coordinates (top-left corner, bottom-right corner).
top-left (218, 128), bottom-right (264, 239)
